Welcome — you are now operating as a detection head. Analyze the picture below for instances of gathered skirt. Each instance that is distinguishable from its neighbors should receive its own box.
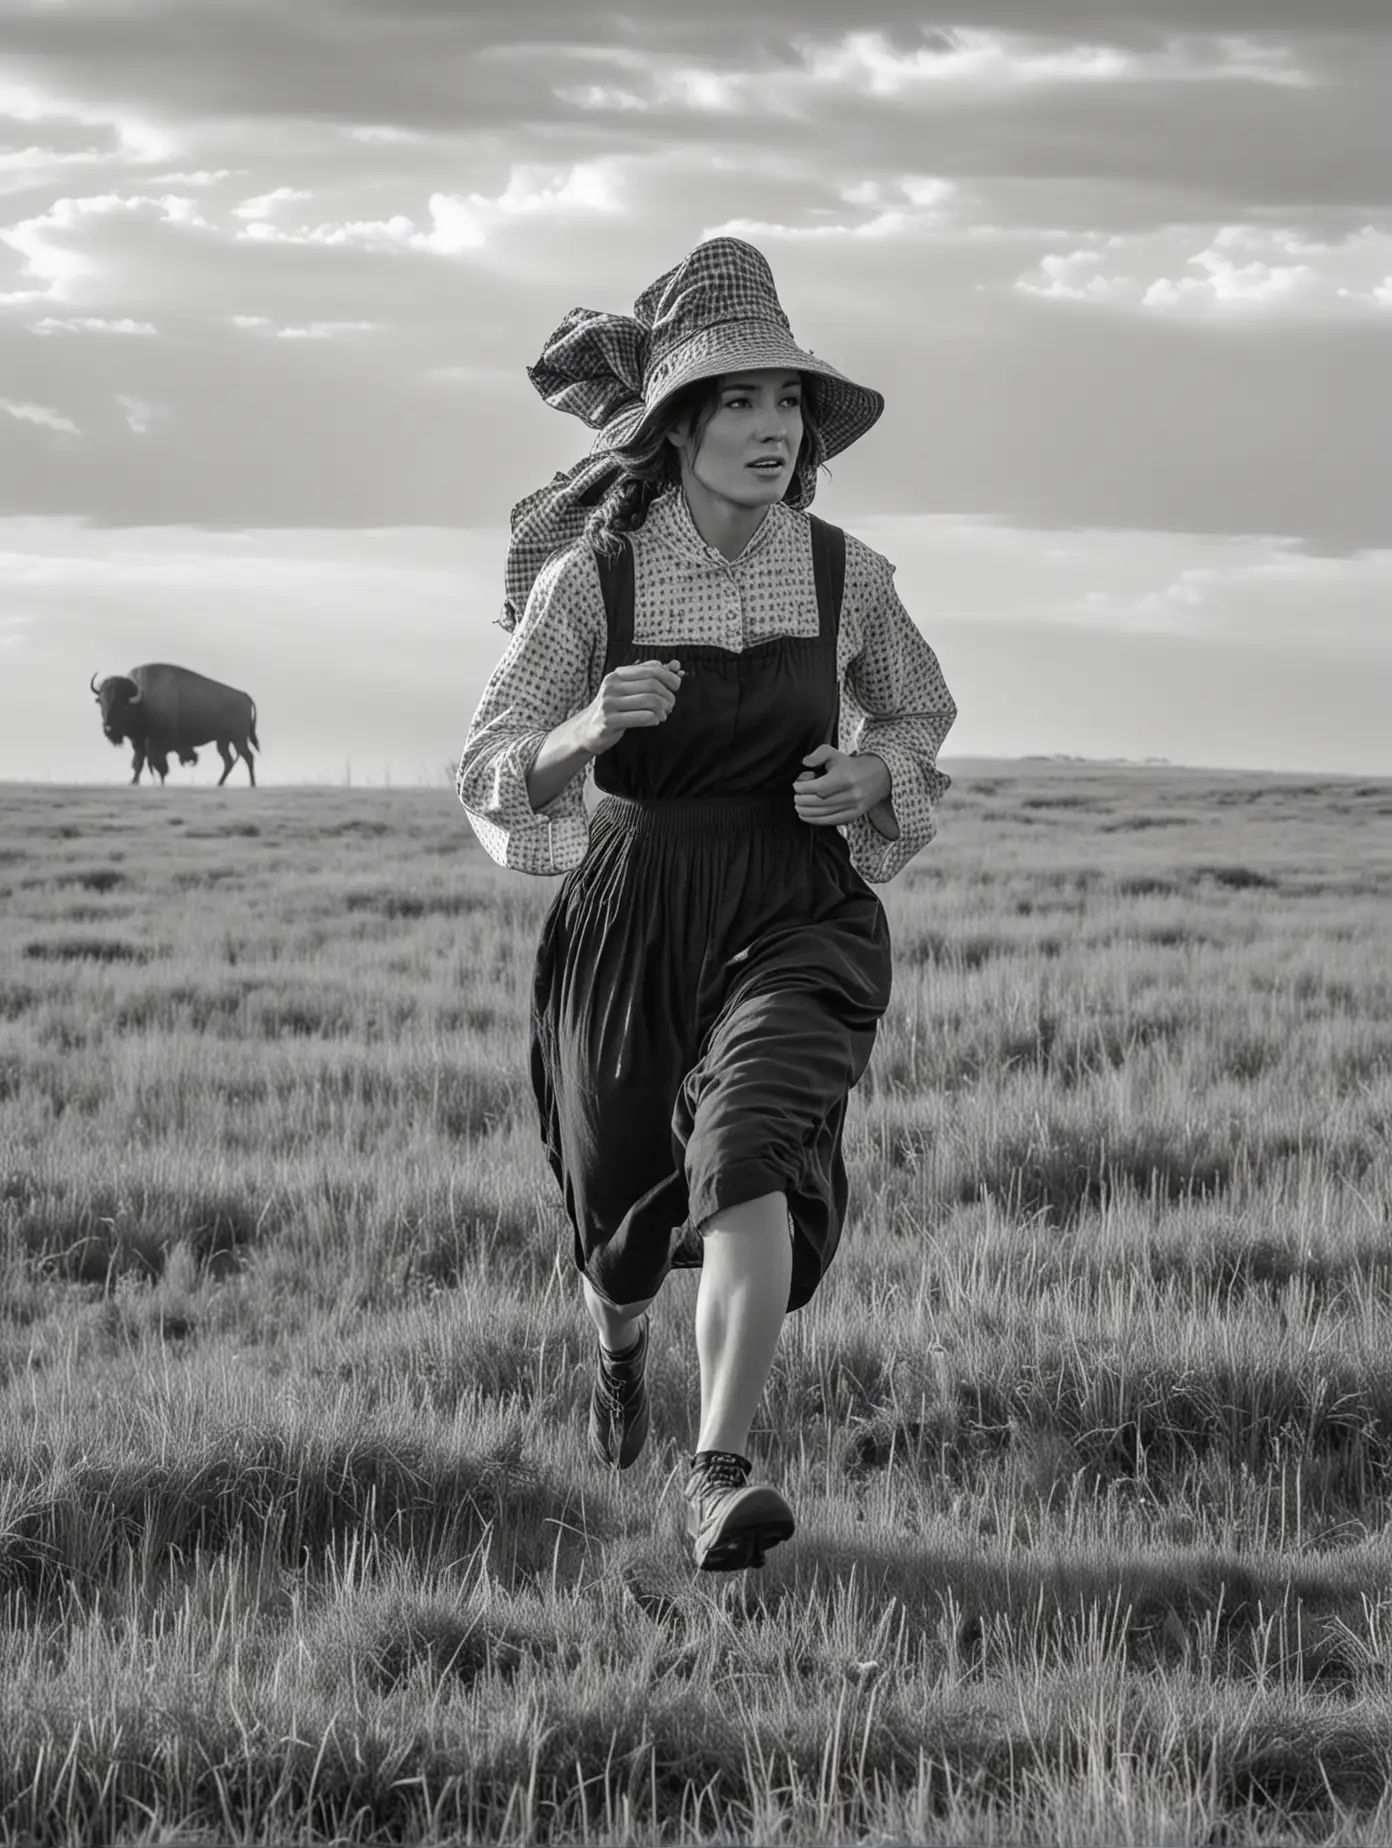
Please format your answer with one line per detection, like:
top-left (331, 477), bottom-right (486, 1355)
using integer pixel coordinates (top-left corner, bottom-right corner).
top-left (530, 789), bottom-right (893, 1313)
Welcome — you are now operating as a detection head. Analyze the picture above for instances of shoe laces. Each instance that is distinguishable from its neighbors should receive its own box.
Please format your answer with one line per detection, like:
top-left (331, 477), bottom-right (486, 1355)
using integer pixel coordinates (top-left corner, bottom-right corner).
top-left (689, 1451), bottom-right (750, 1495)
top-left (596, 1367), bottom-right (640, 1414)
top-left (597, 1326), bottom-right (645, 1407)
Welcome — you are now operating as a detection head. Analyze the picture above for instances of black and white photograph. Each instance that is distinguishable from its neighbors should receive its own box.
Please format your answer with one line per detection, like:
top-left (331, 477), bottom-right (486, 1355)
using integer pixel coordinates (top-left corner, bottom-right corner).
top-left (2, 1), bottom-right (1391, 1842)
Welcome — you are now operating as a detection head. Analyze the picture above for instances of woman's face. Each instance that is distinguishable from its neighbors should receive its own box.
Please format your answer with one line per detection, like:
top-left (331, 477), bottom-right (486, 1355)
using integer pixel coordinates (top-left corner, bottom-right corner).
top-left (668, 369), bottom-right (804, 511)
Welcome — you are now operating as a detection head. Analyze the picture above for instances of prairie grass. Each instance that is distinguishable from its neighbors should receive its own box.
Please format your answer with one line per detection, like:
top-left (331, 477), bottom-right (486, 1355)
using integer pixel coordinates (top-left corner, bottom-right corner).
top-left (1, 762), bottom-right (1390, 1844)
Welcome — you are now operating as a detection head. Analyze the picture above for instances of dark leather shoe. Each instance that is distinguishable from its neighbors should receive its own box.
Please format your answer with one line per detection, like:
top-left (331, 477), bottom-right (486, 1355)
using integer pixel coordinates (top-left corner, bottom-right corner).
top-left (588, 1318), bottom-right (650, 1469)
top-left (684, 1451), bottom-right (794, 1571)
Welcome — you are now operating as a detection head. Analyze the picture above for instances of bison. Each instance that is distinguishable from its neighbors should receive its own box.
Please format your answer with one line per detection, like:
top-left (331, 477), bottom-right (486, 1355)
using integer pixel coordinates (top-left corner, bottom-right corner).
top-left (90, 663), bottom-right (260, 786)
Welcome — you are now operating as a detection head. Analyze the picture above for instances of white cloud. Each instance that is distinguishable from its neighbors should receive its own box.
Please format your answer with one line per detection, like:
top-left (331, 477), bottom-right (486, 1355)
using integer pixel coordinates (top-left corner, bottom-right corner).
top-left (0, 143), bottom-right (109, 194)
top-left (236, 211), bottom-right (416, 251)
top-left (866, 176), bottom-right (955, 211)
top-left (0, 191), bottom-right (207, 305)
top-left (233, 161), bottom-right (623, 256)
top-left (1198, 34), bottom-right (1310, 86)
top-left (30, 314), bottom-right (158, 335)
top-left (552, 48), bottom-right (765, 115)
top-left (0, 193), bottom-right (114, 300)
top-left (708, 175), bottom-right (957, 243)
top-left (343, 126), bottom-right (427, 145)
top-left (654, 68), bottom-right (746, 111)
top-left (1016, 223), bottom-right (1392, 315)
top-left (232, 186), bottom-right (315, 221)
top-left (800, 30), bottom-right (1137, 94)
top-left (556, 83), bottom-right (649, 113)
top-left (230, 313), bottom-right (373, 338)
top-left (552, 28), bottom-right (1307, 117)
top-left (1143, 256), bottom-right (1315, 309)
top-left (427, 162), bottom-right (623, 246)
top-left (0, 395), bottom-right (79, 434)
top-left (150, 169), bottom-right (242, 186)
top-left (277, 320), bottom-right (376, 338)
top-left (802, 27), bottom-right (1308, 93)
top-left (0, 77), bottom-right (176, 165)
top-left (115, 393), bottom-right (166, 435)
top-left (156, 195), bottom-right (209, 227)
top-left (1018, 249), bottom-right (1132, 303)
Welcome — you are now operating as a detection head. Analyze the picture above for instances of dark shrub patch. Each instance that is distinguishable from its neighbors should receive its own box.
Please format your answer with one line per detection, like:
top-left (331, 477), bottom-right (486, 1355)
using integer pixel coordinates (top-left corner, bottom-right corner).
top-left (411, 1194), bottom-right (544, 1290)
top-left (357, 1602), bottom-right (525, 1692)
top-left (253, 996), bottom-right (354, 1039)
top-left (1111, 875), bottom-right (1180, 897)
top-left (1136, 925), bottom-right (1223, 949)
top-left (1019, 795), bottom-right (1103, 811)
top-left (113, 980), bottom-right (251, 1033)
top-left (1099, 816), bottom-right (1196, 833)
top-left (436, 1004), bottom-right (500, 1034)
top-left (326, 819), bottom-right (392, 836)
top-left (344, 888), bottom-right (494, 921)
top-left (431, 1066), bottom-right (521, 1140)
top-left (53, 867), bottom-right (127, 893)
top-left (0, 983), bottom-right (41, 1020)
top-left (900, 930), bottom-right (1014, 971)
top-left (22, 938), bottom-right (153, 964)
top-left (15, 1179), bottom-right (273, 1281)
top-left (1154, 1235), bottom-right (1392, 1309)
top-left (171, 867), bottom-right (242, 888)
top-left (0, 1434), bottom-right (578, 1602)
top-left (1202, 865), bottom-right (1277, 891)
top-left (968, 1120), bottom-right (1236, 1226)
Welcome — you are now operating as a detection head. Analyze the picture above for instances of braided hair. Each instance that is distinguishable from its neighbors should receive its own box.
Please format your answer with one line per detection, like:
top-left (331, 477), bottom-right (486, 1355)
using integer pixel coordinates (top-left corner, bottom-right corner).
top-left (586, 375), bottom-right (826, 559)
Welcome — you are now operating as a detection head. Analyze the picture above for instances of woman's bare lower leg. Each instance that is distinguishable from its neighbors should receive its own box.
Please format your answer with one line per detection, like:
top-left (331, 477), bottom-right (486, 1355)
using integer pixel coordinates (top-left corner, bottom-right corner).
top-left (694, 1190), bottom-right (792, 1456)
top-left (582, 1277), bottom-right (654, 1354)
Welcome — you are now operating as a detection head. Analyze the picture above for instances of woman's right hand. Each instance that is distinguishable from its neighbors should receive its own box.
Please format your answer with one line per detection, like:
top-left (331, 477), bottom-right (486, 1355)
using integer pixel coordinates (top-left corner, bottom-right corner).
top-left (579, 659), bottom-right (684, 755)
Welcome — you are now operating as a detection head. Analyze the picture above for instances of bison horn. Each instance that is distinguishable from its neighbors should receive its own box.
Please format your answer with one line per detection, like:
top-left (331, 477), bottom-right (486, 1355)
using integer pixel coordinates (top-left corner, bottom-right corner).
top-left (126, 686), bottom-right (142, 708)
top-left (90, 673), bottom-right (100, 696)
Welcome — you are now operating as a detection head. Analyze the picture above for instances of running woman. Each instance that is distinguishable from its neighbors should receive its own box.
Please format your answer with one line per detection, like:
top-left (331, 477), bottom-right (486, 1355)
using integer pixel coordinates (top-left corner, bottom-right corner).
top-left (457, 237), bottom-right (956, 1571)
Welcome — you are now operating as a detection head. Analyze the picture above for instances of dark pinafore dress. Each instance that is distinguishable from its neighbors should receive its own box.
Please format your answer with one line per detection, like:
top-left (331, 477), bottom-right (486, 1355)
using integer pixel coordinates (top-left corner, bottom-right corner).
top-left (529, 515), bottom-right (894, 1314)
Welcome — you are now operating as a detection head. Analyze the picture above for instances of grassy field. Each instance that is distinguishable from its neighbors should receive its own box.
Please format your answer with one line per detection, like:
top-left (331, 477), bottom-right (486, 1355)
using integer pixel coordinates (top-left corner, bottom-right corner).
top-left (2, 762), bottom-right (1391, 1846)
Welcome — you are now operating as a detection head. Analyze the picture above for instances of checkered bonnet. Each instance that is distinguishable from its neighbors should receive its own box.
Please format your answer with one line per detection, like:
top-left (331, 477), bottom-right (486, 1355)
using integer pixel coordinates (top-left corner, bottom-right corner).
top-left (496, 238), bottom-right (883, 630)
top-left (629, 237), bottom-right (883, 458)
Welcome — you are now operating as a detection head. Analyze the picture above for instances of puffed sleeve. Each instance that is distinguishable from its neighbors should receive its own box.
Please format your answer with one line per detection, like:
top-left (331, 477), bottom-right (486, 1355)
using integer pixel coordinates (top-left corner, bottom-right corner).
top-left (838, 535), bottom-right (956, 884)
top-left (456, 542), bottom-right (605, 875)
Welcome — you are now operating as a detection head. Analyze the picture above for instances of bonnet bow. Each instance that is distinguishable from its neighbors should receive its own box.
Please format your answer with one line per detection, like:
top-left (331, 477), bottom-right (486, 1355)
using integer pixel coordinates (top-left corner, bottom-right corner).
top-left (497, 306), bottom-right (650, 633)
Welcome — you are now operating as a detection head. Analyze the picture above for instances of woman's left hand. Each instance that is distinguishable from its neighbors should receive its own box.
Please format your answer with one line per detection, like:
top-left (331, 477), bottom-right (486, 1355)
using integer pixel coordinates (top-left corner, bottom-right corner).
top-left (792, 745), bottom-right (894, 828)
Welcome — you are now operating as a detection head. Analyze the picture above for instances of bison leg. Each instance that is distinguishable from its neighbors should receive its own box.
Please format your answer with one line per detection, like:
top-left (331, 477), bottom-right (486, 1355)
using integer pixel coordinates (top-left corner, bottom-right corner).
top-left (130, 744), bottom-right (145, 786)
top-left (238, 738), bottom-right (257, 787)
top-left (215, 739), bottom-right (235, 786)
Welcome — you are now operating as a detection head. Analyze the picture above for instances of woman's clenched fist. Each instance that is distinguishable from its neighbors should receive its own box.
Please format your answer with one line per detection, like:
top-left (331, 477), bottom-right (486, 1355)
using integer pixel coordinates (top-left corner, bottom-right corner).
top-left (579, 659), bottom-right (685, 755)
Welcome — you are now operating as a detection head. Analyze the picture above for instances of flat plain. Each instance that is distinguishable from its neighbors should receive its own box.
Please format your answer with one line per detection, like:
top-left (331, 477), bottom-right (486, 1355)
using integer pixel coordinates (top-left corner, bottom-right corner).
top-left (1, 761), bottom-right (1391, 1846)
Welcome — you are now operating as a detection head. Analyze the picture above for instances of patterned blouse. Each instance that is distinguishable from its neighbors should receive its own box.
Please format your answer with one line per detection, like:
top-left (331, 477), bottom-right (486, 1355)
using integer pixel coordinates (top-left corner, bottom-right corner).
top-left (456, 489), bottom-right (956, 883)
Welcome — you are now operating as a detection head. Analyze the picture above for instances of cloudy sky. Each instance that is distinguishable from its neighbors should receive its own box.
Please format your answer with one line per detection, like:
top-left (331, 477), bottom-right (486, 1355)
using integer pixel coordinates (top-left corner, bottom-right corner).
top-left (2, 0), bottom-right (1390, 786)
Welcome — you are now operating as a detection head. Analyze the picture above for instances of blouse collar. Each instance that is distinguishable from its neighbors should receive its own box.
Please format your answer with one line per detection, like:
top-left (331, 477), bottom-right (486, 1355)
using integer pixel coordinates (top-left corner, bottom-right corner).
top-left (646, 486), bottom-right (786, 568)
